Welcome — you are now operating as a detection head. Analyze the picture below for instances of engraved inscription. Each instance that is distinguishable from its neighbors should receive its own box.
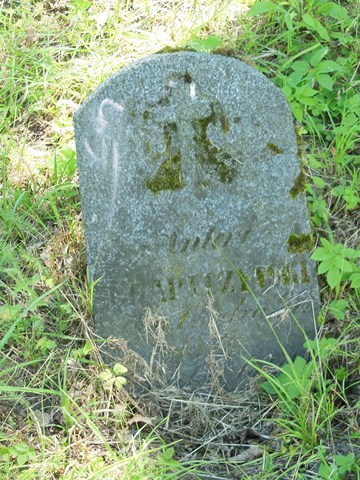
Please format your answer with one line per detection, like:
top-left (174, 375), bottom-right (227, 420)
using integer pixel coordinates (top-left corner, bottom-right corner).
top-left (169, 228), bottom-right (232, 253)
top-left (255, 260), bottom-right (310, 289)
top-left (154, 269), bottom-right (238, 303)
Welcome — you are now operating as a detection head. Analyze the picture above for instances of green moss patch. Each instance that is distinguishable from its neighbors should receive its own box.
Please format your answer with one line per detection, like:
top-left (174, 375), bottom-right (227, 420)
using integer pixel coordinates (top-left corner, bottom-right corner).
top-left (290, 168), bottom-right (307, 198)
top-left (287, 233), bottom-right (314, 253)
top-left (267, 143), bottom-right (284, 154)
top-left (144, 154), bottom-right (185, 194)
top-left (193, 105), bottom-right (237, 183)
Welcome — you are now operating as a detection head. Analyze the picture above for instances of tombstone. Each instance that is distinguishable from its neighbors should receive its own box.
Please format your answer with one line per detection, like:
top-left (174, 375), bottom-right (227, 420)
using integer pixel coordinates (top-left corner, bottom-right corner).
top-left (74, 52), bottom-right (319, 391)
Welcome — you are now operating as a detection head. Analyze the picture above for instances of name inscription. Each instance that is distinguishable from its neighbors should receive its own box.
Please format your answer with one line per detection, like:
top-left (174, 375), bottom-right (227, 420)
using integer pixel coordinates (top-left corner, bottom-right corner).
top-left (154, 260), bottom-right (309, 303)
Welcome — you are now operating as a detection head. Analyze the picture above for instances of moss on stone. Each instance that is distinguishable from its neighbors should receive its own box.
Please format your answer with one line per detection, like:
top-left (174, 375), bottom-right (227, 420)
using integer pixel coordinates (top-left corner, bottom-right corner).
top-left (267, 143), bottom-right (284, 154)
top-left (220, 114), bottom-right (230, 133)
top-left (301, 260), bottom-right (309, 283)
top-left (155, 46), bottom-right (195, 54)
top-left (256, 268), bottom-right (265, 288)
top-left (287, 233), bottom-right (314, 253)
top-left (144, 154), bottom-right (185, 194)
top-left (212, 48), bottom-right (242, 59)
top-left (179, 310), bottom-right (189, 327)
top-left (236, 269), bottom-right (249, 292)
top-left (281, 265), bottom-right (291, 285)
top-left (193, 106), bottom-right (237, 183)
top-left (290, 167), bottom-right (307, 198)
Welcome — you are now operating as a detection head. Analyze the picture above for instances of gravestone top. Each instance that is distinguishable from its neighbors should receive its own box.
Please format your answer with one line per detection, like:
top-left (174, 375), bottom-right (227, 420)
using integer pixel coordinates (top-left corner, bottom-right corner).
top-left (75, 52), bottom-right (319, 391)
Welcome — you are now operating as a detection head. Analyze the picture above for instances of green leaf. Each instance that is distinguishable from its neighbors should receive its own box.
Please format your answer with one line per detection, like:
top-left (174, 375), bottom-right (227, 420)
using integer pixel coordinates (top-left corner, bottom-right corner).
top-left (247, 2), bottom-right (277, 16)
top-left (161, 447), bottom-right (175, 461)
top-left (309, 47), bottom-right (329, 67)
top-left (334, 452), bottom-right (355, 473)
top-left (186, 35), bottom-right (223, 52)
top-left (14, 444), bottom-right (29, 453)
top-left (202, 35), bottom-right (223, 51)
top-left (318, 258), bottom-right (335, 274)
top-left (329, 299), bottom-right (348, 320)
top-left (317, 73), bottom-right (334, 90)
top-left (350, 273), bottom-right (360, 289)
top-left (113, 363), bottom-right (128, 375)
top-left (333, 257), bottom-right (354, 272)
top-left (99, 370), bottom-right (113, 382)
top-left (290, 102), bottom-right (303, 123)
top-left (305, 338), bottom-right (337, 358)
top-left (291, 60), bottom-right (310, 73)
top-left (114, 376), bottom-right (127, 389)
top-left (262, 380), bottom-right (278, 394)
top-left (317, 2), bottom-right (348, 22)
top-left (0, 447), bottom-right (10, 462)
top-left (320, 237), bottom-right (332, 249)
top-left (17, 453), bottom-right (28, 466)
top-left (311, 247), bottom-right (332, 261)
top-left (302, 13), bottom-right (330, 41)
top-left (327, 266), bottom-right (341, 289)
top-left (312, 176), bottom-right (325, 188)
top-left (316, 60), bottom-right (341, 73)
top-left (318, 462), bottom-right (337, 479)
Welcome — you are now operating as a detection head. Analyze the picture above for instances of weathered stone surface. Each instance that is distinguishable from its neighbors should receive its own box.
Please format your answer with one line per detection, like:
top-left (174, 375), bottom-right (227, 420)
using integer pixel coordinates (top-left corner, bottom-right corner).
top-left (74, 52), bottom-right (319, 391)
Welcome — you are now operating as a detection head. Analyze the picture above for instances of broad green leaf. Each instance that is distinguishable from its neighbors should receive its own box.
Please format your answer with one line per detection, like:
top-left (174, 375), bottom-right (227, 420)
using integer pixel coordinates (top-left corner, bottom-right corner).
top-left (161, 447), bottom-right (175, 461)
top-left (317, 73), bottom-right (334, 90)
top-left (334, 452), bottom-right (355, 469)
top-left (262, 380), bottom-right (278, 394)
top-left (318, 258), bottom-right (335, 274)
top-left (312, 176), bottom-right (325, 188)
top-left (291, 102), bottom-right (303, 123)
top-left (309, 46), bottom-right (329, 67)
top-left (317, 60), bottom-right (341, 73)
top-left (292, 356), bottom-right (307, 376)
top-left (17, 453), bottom-right (28, 466)
top-left (296, 94), bottom-right (317, 106)
top-left (300, 86), bottom-right (318, 97)
top-left (334, 244), bottom-right (345, 254)
top-left (302, 13), bottom-right (330, 41)
top-left (318, 462), bottom-right (337, 478)
top-left (317, 2), bottom-right (349, 22)
top-left (284, 13), bottom-right (293, 31)
top-left (202, 35), bottom-right (223, 51)
top-left (350, 273), bottom-right (360, 289)
top-left (247, 2), bottom-right (277, 16)
top-left (329, 299), bottom-right (348, 320)
top-left (114, 376), bottom-right (127, 389)
top-left (113, 363), bottom-right (128, 375)
top-left (14, 444), bottom-right (29, 453)
top-left (333, 257), bottom-right (354, 272)
top-left (99, 370), bottom-right (113, 382)
top-left (311, 247), bottom-right (332, 261)
top-left (349, 94), bottom-right (360, 108)
top-left (186, 35), bottom-right (223, 52)
top-left (320, 237), bottom-right (332, 249)
top-left (305, 338), bottom-right (337, 357)
top-left (281, 84), bottom-right (292, 98)
top-left (291, 61), bottom-right (310, 73)
top-left (327, 266), bottom-right (341, 289)
top-left (0, 448), bottom-right (10, 462)
top-left (289, 70), bottom-right (307, 86)
top-left (331, 185), bottom-right (345, 197)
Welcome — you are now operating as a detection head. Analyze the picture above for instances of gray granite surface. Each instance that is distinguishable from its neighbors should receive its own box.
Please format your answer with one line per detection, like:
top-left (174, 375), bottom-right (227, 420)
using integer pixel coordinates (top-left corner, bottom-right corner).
top-left (74, 52), bottom-right (319, 391)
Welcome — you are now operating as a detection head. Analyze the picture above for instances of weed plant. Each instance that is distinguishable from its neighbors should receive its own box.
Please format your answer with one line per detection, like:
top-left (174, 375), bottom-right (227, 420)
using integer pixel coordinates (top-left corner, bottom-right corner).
top-left (0, 0), bottom-right (359, 478)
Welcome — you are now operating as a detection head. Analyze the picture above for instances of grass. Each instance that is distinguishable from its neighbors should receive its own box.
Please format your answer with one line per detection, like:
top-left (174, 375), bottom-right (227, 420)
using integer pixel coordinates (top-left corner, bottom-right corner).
top-left (1, 0), bottom-right (359, 478)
